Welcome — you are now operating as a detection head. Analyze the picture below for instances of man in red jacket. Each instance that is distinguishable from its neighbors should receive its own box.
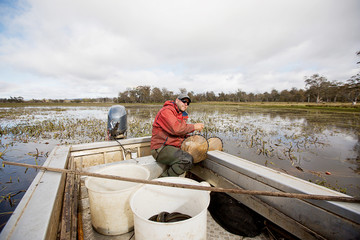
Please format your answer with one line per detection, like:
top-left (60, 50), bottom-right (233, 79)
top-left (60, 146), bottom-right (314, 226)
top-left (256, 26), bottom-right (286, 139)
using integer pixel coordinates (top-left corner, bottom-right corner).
top-left (151, 93), bottom-right (204, 177)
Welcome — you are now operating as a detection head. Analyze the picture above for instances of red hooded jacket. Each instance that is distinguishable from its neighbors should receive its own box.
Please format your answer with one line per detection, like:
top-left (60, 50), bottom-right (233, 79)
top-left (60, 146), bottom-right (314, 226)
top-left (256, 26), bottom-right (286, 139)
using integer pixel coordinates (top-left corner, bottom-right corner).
top-left (151, 100), bottom-right (195, 149)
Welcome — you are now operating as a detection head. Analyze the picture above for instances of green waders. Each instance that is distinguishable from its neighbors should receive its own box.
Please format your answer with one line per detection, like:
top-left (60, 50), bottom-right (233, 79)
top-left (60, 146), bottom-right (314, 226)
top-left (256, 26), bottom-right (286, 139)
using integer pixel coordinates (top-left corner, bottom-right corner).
top-left (151, 145), bottom-right (194, 177)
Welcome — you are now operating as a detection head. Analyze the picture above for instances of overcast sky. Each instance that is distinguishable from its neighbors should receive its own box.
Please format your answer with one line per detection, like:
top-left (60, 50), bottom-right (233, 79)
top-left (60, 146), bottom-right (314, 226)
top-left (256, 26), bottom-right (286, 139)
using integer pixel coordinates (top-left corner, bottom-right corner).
top-left (0, 0), bottom-right (359, 100)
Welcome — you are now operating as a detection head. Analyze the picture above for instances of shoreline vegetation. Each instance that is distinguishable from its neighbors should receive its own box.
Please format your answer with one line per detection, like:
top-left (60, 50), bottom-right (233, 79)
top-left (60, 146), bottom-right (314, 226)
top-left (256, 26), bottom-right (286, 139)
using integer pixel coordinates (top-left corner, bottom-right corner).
top-left (1, 101), bottom-right (359, 113)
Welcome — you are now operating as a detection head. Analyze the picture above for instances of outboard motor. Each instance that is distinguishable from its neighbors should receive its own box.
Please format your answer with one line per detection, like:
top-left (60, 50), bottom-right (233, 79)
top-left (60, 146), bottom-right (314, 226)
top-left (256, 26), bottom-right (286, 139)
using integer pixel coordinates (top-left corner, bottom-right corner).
top-left (107, 105), bottom-right (127, 140)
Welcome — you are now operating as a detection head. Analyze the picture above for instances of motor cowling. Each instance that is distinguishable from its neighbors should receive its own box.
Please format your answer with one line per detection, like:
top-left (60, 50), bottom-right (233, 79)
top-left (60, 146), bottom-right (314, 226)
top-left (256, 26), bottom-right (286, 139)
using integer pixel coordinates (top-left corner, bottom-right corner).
top-left (107, 105), bottom-right (127, 139)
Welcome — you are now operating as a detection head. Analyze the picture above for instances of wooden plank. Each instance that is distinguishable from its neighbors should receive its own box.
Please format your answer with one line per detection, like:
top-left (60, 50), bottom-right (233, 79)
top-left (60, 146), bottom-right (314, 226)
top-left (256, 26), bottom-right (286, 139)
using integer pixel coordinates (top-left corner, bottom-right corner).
top-left (139, 145), bottom-right (152, 157)
top-left (60, 157), bottom-right (78, 240)
top-left (71, 141), bottom-right (151, 169)
top-left (74, 154), bottom-right (104, 168)
top-left (60, 171), bottom-right (73, 239)
top-left (70, 143), bottom-right (150, 157)
top-left (104, 151), bottom-right (123, 164)
top-left (72, 170), bottom-right (80, 240)
top-left (70, 136), bottom-right (151, 152)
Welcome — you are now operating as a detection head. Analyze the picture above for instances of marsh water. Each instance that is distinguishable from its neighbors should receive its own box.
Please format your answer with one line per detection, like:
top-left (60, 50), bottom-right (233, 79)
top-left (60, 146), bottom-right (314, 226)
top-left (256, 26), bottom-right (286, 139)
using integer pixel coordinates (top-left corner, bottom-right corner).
top-left (0, 104), bottom-right (359, 231)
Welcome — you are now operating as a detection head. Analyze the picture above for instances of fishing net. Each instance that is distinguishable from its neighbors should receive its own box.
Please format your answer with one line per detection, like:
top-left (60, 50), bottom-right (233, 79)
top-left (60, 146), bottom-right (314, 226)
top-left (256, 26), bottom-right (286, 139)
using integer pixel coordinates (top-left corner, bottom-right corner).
top-left (207, 137), bottom-right (223, 151)
top-left (181, 135), bottom-right (224, 163)
top-left (181, 135), bottom-right (209, 163)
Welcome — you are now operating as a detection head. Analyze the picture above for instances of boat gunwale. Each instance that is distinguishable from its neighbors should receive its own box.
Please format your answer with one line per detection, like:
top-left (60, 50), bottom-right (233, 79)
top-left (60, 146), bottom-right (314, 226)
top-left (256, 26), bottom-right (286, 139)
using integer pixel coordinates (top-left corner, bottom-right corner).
top-left (206, 150), bottom-right (360, 224)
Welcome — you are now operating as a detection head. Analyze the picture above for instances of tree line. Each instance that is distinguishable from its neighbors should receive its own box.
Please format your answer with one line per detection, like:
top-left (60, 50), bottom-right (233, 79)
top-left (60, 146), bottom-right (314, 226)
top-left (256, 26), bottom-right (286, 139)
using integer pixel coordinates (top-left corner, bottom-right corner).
top-left (2, 73), bottom-right (358, 104)
top-left (0, 96), bottom-right (116, 104)
top-left (0, 96), bottom-right (25, 103)
top-left (117, 73), bottom-right (359, 104)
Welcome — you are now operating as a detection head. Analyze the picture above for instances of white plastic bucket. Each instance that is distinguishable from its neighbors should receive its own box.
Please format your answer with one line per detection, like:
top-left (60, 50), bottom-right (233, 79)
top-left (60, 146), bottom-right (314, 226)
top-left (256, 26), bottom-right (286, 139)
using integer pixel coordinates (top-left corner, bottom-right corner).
top-left (85, 164), bottom-right (150, 235)
top-left (130, 177), bottom-right (210, 240)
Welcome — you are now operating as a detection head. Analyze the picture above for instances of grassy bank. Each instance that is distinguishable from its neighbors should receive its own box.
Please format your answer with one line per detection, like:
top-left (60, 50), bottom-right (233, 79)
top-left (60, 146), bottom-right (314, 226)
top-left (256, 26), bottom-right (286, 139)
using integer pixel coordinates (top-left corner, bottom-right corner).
top-left (0, 102), bottom-right (158, 108)
top-left (1, 101), bottom-right (359, 113)
top-left (200, 101), bottom-right (360, 113)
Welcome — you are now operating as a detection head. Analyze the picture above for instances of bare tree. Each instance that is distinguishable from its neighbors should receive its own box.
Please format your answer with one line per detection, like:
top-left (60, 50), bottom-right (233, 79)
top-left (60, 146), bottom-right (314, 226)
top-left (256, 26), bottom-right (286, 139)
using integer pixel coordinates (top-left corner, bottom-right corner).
top-left (346, 50), bottom-right (360, 104)
top-left (270, 89), bottom-right (280, 102)
top-left (205, 91), bottom-right (216, 101)
top-left (161, 88), bottom-right (174, 101)
top-left (304, 74), bottom-right (328, 103)
top-left (150, 87), bottom-right (163, 103)
top-left (136, 86), bottom-right (151, 103)
top-left (179, 88), bottom-right (187, 94)
top-left (118, 89), bottom-right (131, 103)
top-left (328, 80), bottom-right (344, 103)
top-left (345, 73), bottom-right (360, 105)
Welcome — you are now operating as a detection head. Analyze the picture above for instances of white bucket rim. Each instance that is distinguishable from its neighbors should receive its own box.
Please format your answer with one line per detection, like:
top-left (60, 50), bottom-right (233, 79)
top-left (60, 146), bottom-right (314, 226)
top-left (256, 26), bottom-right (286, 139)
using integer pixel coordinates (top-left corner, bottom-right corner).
top-left (85, 163), bottom-right (150, 194)
top-left (130, 177), bottom-right (210, 225)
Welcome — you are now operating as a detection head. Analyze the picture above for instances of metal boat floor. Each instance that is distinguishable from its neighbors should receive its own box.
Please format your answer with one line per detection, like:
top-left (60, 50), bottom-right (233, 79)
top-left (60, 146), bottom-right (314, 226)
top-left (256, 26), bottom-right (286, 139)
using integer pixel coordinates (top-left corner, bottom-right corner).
top-left (80, 182), bottom-right (270, 240)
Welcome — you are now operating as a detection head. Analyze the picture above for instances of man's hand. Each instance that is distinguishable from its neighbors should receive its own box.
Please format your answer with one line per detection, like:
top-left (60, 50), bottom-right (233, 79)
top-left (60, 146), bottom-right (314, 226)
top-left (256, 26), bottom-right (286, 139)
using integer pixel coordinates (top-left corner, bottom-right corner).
top-left (194, 123), bottom-right (204, 132)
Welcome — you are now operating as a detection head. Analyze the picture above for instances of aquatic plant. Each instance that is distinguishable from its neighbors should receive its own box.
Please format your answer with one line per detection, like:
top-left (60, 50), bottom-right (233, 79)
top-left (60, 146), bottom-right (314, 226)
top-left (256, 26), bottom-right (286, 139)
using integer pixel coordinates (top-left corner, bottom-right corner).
top-left (309, 179), bottom-right (347, 194)
top-left (127, 119), bottom-right (153, 138)
top-left (1, 118), bottom-right (109, 144)
top-left (0, 142), bottom-right (13, 160)
top-left (0, 190), bottom-right (25, 208)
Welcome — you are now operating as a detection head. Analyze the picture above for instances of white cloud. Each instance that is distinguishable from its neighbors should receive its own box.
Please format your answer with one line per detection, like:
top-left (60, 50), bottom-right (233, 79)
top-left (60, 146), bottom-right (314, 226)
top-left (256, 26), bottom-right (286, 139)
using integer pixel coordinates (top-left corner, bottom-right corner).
top-left (0, 0), bottom-right (359, 99)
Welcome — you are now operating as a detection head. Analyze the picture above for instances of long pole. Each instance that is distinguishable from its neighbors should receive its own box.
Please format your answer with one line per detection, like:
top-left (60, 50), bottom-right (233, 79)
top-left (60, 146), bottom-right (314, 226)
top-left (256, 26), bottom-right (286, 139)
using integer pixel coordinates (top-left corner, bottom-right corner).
top-left (3, 161), bottom-right (360, 203)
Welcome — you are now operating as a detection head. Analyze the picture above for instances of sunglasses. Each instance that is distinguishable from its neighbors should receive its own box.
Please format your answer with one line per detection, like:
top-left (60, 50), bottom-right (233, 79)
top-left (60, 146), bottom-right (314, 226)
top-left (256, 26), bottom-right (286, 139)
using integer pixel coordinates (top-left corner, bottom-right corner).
top-left (180, 99), bottom-right (190, 106)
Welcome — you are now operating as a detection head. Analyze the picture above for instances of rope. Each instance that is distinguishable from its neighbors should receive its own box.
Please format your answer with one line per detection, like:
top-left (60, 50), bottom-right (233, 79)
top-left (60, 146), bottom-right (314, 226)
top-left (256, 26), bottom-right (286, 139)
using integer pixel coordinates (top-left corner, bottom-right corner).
top-left (3, 161), bottom-right (360, 203)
